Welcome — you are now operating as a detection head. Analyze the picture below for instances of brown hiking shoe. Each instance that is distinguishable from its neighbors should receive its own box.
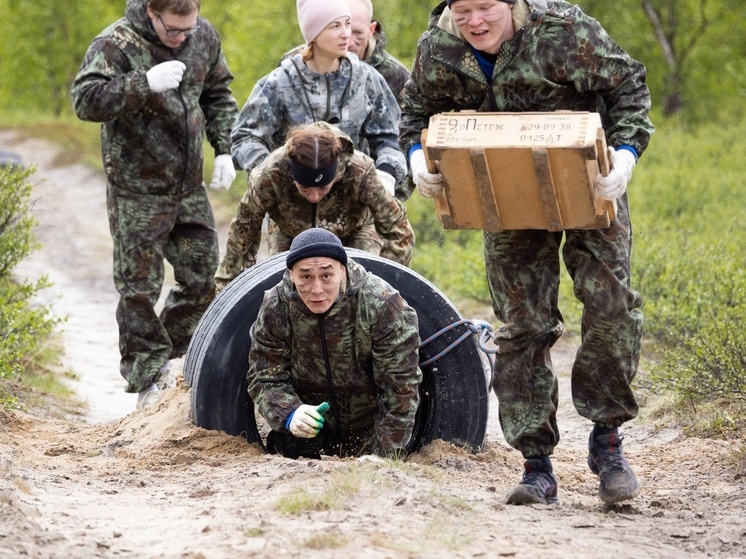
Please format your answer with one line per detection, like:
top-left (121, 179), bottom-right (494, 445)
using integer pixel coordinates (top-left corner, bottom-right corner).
top-left (506, 457), bottom-right (558, 505)
top-left (587, 431), bottom-right (639, 504)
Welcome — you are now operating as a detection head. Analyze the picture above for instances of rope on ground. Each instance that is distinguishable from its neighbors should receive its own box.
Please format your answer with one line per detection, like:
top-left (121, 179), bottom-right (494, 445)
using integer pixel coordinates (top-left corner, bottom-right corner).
top-left (419, 318), bottom-right (499, 367)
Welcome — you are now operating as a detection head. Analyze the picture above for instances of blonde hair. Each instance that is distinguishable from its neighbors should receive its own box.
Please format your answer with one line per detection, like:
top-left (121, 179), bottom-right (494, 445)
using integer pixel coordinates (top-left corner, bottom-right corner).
top-left (301, 44), bottom-right (314, 62)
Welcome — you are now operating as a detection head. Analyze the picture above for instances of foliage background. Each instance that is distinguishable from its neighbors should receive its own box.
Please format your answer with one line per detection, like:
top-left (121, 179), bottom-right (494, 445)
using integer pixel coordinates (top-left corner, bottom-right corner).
top-left (0, 0), bottom-right (745, 426)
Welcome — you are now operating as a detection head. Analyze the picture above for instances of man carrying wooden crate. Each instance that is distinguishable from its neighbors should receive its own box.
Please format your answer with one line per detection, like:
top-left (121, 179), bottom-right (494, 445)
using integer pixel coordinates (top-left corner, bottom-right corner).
top-left (399, 0), bottom-right (654, 506)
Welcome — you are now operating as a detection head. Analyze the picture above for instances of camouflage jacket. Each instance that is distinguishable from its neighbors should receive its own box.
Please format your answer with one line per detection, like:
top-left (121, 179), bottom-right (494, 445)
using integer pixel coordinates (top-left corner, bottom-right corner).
top-left (248, 258), bottom-right (422, 455)
top-left (215, 123), bottom-right (414, 289)
top-left (230, 52), bottom-right (406, 180)
top-left (363, 22), bottom-right (410, 105)
top-left (400, 0), bottom-right (654, 157)
top-left (71, 0), bottom-right (238, 196)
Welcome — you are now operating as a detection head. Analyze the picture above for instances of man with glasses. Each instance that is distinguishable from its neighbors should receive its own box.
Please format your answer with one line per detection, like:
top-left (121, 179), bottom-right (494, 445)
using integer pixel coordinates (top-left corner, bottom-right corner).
top-left (71, 0), bottom-right (239, 411)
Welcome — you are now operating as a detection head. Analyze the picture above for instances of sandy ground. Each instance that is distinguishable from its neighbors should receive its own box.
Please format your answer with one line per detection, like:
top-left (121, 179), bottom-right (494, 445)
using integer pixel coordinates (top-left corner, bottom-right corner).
top-left (1, 130), bottom-right (745, 559)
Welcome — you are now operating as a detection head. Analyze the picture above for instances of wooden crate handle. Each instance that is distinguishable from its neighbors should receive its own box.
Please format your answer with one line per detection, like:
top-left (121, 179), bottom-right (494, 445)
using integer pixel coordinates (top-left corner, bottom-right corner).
top-left (594, 128), bottom-right (617, 222)
top-left (421, 129), bottom-right (438, 174)
top-left (596, 128), bottom-right (610, 176)
top-left (419, 128), bottom-right (455, 223)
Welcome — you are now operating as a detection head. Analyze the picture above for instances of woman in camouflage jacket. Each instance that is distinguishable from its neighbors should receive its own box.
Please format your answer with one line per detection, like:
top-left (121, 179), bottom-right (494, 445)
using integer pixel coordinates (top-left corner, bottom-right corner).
top-left (215, 122), bottom-right (414, 292)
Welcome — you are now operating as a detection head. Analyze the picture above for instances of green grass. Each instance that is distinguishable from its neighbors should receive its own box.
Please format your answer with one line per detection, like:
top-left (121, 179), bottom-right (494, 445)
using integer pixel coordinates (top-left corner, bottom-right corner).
top-left (275, 465), bottom-right (384, 515)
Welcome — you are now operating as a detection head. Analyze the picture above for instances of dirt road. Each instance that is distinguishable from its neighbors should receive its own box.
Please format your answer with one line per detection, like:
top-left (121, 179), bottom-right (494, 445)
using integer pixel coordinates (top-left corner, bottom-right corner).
top-left (1, 130), bottom-right (744, 559)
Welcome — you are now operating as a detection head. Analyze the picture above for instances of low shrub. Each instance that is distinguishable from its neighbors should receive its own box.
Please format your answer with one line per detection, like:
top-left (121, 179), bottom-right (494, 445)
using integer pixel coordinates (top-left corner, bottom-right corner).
top-left (0, 164), bottom-right (60, 410)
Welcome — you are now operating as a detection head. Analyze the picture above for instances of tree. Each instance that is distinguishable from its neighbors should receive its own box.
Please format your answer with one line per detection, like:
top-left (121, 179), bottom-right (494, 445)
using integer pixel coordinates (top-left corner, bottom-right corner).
top-left (0, 0), bottom-right (119, 116)
top-left (0, 0), bottom-right (742, 124)
top-left (578, 0), bottom-right (740, 120)
top-left (640, 0), bottom-right (714, 116)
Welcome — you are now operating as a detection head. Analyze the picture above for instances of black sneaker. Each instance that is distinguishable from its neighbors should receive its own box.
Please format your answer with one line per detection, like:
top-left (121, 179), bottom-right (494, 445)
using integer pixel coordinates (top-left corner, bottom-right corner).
top-left (506, 457), bottom-right (558, 505)
top-left (587, 431), bottom-right (639, 504)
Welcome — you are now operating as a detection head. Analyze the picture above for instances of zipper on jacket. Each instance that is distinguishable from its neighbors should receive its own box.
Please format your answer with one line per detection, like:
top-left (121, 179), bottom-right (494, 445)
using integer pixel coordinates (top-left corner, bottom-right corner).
top-left (176, 90), bottom-right (189, 187)
top-left (311, 204), bottom-right (317, 227)
top-left (324, 74), bottom-right (331, 121)
top-left (318, 316), bottom-right (343, 453)
top-left (169, 52), bottom-right (189, 187)
top-left (290, 56), bottom-right (352, 125)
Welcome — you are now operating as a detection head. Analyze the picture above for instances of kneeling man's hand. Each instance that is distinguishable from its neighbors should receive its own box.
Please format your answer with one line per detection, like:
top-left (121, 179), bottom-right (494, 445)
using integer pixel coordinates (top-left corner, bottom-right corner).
top-left (288, 402), bottom-right (330, 438)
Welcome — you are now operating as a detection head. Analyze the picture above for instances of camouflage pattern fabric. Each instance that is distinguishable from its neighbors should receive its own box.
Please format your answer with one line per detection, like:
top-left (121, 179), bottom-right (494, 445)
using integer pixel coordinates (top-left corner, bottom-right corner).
top-left (364, 22), bottom-right (410, 105)
top-left (399, 0), bottom-right (654, 156)
top-left (71, 0), bottom-right (237, 392)
top-left (358, 25), bottom-right (417, 201)
top-left (230, 52), bottom-right (406, 182)
top-left (279, 22), bottom-right (409, 107)
top-left (265, 218), bottom-right (383, 257)
top-left (108, 185), bottom-right (219, 393)
top-left (399, 0), bottom-right (653, 458)
top-left (486, 197), bottom-right (641, 457)
top-left (248, 258), bottom-right (422, 458)
top-left (278, 27), bottom-right (414, 201)
top-left (71, 0), bottom-right (238, 195)
top-left (215, 122), bottom-right (414, 291)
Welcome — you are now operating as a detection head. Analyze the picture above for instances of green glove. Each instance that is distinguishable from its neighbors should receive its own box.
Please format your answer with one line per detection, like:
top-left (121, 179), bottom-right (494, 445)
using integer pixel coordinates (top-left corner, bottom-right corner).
top-left (288, 402), bottom-right (330, 438)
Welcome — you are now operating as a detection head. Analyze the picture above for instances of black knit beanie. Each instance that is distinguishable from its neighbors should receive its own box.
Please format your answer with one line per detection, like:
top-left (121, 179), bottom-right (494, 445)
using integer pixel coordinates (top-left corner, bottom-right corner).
top-left (447, 0), bottom-right (515, 5)
top-left (286, 228), bottom-right (348, 269)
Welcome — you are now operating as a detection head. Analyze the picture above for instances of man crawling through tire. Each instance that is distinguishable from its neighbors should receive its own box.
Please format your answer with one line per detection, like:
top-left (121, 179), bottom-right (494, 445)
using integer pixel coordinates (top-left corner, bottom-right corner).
top-left (247, 228), bottom-right (422, 459)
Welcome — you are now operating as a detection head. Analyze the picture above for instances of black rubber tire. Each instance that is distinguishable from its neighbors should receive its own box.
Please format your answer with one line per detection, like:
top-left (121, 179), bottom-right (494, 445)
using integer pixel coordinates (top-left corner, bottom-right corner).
top-left (185, 249), bottom-right (489, 453)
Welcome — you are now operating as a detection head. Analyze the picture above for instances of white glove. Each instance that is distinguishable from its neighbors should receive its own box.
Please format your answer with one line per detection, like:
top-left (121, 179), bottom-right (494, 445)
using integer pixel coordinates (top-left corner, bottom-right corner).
top-left (375, 169), bottom-right (396, 196)
top-left (209, 154), bottom-right (236, 191)
top-left (146, 60), bottom-right (186, 93)
top-left (595, 147), bottom-right (636, 200)
top-left (288, 403), bottom-right (329, 438)
top-left (410, 148), bottom-right (444, 199)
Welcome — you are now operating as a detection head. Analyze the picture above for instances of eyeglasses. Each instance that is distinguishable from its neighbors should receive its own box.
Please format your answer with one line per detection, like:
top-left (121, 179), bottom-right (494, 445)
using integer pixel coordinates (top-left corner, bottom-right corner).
top-left (156, 14), bottom-right (200, 38)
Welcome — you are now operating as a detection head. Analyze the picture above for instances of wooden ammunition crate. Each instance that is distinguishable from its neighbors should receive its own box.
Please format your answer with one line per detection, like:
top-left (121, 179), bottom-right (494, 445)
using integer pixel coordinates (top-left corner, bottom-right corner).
top-left (422, 111), bottom-right (616, 232)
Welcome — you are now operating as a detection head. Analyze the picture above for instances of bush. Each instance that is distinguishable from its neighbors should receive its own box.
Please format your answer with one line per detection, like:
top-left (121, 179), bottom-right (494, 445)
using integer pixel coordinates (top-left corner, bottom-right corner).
top-left (0, 164), bottom-right (60, 410)
top-left (631, 117), bottom-right (746, 424)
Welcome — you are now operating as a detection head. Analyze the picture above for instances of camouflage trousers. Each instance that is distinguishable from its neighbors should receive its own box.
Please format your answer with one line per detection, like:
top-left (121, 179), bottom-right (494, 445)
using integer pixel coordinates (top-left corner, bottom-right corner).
top-left (107, 184), bottom-right (219, 393)
top-left (484, 196), bottom-right (642, 458)
top-left (265, 218), bottom-right (383, 256)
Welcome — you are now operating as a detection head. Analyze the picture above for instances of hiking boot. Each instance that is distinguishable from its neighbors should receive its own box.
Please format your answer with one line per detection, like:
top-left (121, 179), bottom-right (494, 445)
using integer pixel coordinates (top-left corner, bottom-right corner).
top-left (587, 429), bottom-right (639, 504)
top-left (505, 457), bottom-right (558, 505)
top-left (136, 384), bottom-right (161, 411)
top-left (156, 361), bottom-right (175, 390)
